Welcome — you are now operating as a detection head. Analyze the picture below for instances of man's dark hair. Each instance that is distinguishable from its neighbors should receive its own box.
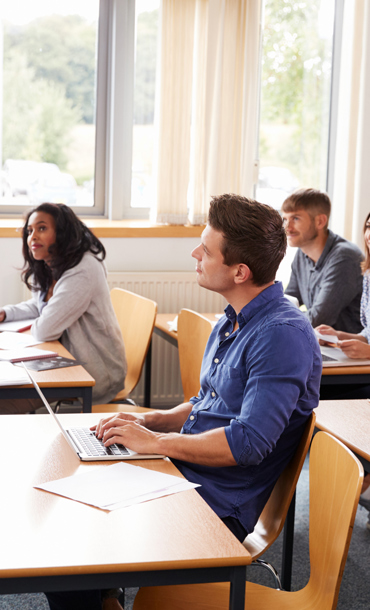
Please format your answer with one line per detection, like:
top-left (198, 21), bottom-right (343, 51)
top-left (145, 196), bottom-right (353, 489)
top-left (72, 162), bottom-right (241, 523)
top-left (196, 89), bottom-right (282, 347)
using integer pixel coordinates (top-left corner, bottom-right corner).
top-left (208, 193), bottom-right (287, 286)
top-left (22, 202), bottom-right (105, 292)
top-left (281, 188), bottom-right (331, 226)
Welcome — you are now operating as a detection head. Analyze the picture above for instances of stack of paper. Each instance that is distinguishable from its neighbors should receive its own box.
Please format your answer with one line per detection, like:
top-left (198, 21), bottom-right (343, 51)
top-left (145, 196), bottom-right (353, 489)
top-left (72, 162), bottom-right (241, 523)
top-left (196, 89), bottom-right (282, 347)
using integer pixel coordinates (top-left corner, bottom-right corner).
top-left (0, 361), bottom-right (29, 386)
top-left (0, 319), bottom-right (36, 332)
top-left (0, 347), bottom-right (58, 363)
top-left (0, 332), bottom-right (42, 349)
top-left (35, 462), bottom-right (200, 510)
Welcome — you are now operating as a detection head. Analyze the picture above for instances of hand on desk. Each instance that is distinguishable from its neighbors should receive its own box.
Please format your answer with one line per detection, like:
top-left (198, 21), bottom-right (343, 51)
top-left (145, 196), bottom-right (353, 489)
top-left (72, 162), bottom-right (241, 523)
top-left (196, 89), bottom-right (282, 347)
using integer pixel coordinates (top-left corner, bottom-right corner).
top-left (337, 339), bottom-right (370, 359)
top-left (0, 309), bottom-right (6, 323)
top-left (92, 411), bottom-right (146, 438)
top-left (91, 412), bottom-right (159, 455)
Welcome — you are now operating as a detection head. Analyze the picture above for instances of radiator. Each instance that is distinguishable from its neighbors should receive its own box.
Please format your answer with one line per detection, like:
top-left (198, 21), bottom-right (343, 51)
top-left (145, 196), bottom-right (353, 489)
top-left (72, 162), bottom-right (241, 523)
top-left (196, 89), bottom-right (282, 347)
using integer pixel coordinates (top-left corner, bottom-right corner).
top-left (107, 272), bottom-right (227, 407)
top-left (22, 272), bottom-right (226, 407)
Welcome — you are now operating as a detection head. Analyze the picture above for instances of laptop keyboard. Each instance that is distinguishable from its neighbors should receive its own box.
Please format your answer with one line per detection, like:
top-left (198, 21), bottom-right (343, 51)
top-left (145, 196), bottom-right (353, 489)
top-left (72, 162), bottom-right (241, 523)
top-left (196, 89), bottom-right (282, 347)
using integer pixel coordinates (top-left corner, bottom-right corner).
top-left (321, 354), bottom-right (337, 362)
top-left (70, 427), bottom-right (130, 457)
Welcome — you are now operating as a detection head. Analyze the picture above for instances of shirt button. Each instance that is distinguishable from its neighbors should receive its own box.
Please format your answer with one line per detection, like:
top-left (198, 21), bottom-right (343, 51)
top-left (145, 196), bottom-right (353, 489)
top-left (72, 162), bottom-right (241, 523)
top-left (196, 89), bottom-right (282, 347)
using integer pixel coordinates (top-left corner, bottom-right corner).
top-left (189, 415), bottom-right (195, 420)
top-left (214, 358), bottom-right (219, 363)
top-left (211, 392), bottom-right (216, 398)
top-left (225, 332), bottom-right (230, 337)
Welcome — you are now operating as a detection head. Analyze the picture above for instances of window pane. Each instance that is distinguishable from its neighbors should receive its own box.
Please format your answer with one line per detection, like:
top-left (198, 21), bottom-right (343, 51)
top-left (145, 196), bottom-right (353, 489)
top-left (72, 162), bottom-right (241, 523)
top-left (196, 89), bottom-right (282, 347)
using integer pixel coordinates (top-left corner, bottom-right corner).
top-left (0, 0), bottom-right (99, 208)
top-left (256, 0), bottom-right (335, 210)
top-left (131, 0), bottom-right (159, 208)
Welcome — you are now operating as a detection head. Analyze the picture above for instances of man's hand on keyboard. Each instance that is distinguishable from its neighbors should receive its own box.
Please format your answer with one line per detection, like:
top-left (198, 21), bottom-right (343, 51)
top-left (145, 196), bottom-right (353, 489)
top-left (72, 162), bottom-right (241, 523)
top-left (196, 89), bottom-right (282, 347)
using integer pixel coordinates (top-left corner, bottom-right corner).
top-left (91, 412), bottom-right (146, 440)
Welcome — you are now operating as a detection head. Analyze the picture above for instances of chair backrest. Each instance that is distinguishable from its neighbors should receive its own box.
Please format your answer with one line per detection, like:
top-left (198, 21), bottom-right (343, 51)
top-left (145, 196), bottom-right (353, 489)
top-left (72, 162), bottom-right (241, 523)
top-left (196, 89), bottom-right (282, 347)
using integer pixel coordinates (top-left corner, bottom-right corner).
top-left (132, 431), bottom-right (364, 610)
top-left (111, 288), bottom-right (157, 398)
top-left (307, 431), bottom-right (363, 609)
top-left (244, 412), bottom-right (316, 558)
top-left (177, 309), bottom-right (214, 402)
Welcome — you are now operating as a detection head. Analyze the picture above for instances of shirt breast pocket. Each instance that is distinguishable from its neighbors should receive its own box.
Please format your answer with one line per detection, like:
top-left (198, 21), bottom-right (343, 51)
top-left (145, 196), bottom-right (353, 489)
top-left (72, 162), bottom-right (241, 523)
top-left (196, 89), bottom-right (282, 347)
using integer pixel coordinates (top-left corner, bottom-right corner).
top-left (213, 364), bottom-right (246, 413)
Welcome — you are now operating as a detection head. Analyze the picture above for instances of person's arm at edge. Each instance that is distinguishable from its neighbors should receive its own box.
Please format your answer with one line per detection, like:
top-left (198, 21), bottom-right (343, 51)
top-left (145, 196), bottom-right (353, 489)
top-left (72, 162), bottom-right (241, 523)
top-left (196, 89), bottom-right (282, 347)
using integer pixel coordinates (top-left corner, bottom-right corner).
top-left (2, 296), bottom-right (39, 323)
top-left (306, 253), bottom-right (363, 327)
top-left (315, 323), bottom-right (367, 342)
top-left (94, 402), bottom-right (237, 466)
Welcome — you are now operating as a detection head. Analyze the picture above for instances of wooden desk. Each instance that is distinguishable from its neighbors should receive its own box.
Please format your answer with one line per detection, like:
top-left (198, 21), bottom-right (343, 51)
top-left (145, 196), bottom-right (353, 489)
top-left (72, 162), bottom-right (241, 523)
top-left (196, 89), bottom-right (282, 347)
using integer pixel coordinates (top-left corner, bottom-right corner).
top-left (0, 340), bottom-right (95, 412)
top-left (315, 399), bottom-right (370, 470)
top-left (321, 365), bottom-right (370, 398)
top-left (154, 313), bottom-right (370, 396)
top-left (0, 414), bottom-right (251, 610)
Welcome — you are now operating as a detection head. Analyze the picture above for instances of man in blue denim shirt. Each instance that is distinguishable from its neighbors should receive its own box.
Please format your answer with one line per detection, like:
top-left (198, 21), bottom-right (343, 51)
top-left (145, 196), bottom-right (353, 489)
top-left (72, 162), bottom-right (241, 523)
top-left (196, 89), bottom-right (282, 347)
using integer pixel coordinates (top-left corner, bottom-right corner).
top-left (95, 194), bottom-right (322, 546)
top-left (46, 196), bottom-right (321, 610)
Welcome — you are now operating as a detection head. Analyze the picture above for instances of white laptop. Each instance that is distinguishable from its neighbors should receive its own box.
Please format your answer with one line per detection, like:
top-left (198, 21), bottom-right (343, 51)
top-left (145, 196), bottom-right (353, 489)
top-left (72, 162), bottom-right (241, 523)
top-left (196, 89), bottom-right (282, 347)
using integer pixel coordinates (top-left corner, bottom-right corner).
top-left (21, 364), bottom-right (164, 461)
top-left (320, 345), bottom-right (370, 368)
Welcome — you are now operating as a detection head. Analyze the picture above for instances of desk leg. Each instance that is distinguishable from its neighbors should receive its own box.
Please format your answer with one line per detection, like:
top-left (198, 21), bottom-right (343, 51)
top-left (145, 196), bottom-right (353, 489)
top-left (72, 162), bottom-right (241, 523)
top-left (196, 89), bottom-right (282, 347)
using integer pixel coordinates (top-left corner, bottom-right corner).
top-left (229, 566), bottom-right (246, 610)
top-left (144, 340), bottom-right (152, 409)
top-left (281, 491), bottom-right (296, 591)
top-left (81, 388), bottom-right (93, 413)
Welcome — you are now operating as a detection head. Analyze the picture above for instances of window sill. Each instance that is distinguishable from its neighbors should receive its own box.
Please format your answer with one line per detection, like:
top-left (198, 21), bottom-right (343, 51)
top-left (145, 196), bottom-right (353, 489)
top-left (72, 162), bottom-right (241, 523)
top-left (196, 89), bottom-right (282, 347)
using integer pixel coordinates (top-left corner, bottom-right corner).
top-left (0, 219), bottom-right (205, 238)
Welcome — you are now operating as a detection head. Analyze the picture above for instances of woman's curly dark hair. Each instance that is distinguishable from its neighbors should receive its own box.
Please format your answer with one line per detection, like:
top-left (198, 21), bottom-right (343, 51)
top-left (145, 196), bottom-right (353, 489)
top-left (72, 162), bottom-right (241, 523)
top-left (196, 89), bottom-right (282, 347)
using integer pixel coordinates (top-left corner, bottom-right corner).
top-left (22, 203), bottom-right (106, 293)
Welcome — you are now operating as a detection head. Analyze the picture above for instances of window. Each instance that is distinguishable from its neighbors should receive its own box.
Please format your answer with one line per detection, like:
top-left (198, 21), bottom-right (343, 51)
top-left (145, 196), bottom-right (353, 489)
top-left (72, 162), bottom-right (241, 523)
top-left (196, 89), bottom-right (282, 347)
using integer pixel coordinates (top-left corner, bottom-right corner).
top-left (256, 0), bottom-right (337, 210)
top-left (0, 0), bottom-right (341, 220)
top-left (0, 0), bottom-right (161, 218)
top-left (0, 0), bottom-right (101, 214)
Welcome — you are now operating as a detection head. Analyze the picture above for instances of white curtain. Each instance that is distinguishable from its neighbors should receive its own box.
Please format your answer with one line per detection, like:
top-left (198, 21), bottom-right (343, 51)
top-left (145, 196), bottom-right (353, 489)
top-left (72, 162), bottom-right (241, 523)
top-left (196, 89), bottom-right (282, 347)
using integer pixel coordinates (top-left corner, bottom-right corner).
top-left (331, 0), bottom-right (370, 248)
top-left (152, 0), bottom-right (262, 225)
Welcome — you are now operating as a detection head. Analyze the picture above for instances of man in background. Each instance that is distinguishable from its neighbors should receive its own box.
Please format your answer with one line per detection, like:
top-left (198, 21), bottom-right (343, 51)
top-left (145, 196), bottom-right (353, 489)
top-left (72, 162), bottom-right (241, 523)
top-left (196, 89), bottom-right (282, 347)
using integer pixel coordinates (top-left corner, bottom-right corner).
top-left (282, 188), bottom-right (363, 333)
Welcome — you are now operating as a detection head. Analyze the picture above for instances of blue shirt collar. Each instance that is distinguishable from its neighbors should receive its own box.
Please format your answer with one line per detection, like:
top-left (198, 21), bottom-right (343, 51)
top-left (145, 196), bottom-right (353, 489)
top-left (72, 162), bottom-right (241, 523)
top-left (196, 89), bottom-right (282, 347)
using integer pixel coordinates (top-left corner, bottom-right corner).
top-left (224, 281), bottom-right (284, 328)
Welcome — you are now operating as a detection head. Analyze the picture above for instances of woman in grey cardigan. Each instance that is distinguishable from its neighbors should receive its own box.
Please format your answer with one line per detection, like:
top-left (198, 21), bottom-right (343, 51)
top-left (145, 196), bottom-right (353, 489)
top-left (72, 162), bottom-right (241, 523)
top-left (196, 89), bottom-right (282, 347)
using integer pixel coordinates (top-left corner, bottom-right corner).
top-left (0, 203), bottom-right (127, 413)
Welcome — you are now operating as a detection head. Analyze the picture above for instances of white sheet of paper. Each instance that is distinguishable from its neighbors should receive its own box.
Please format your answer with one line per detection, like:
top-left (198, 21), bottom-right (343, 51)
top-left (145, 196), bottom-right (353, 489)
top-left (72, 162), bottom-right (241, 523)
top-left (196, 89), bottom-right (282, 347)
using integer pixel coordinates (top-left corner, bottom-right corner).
top-left (167, 316), bottom-right (178, 332)
top-left (0, 347), bottom-right (58, 362)
top-left (0, 319), bottom-right (36, 332)
top-left (35, 462), bottom-right (200, 510)
top-left (0, 361), bottom-right (29, 386)
top-left (0, 332), bottom-right (42, 349)
top-left (314, 331), bottom-right (338, 344)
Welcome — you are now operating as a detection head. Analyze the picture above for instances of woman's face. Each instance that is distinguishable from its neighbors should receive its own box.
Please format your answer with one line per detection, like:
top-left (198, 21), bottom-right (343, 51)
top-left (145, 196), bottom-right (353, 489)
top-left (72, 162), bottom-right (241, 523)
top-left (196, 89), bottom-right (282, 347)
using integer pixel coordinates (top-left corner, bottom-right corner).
top-left (365, 216), bottom-right (370, 255)
top-left (26, 211), bottom-right (57, 264)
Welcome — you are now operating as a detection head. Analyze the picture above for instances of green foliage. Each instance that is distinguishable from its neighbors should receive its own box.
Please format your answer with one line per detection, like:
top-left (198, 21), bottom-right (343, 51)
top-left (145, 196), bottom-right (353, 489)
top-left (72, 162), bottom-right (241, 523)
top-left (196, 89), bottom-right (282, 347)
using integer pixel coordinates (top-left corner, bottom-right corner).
top-left (5, 14), bottom-right (96, 124)
top-left (2, 14), bottom-right (94, 169)
top-left (134, 9), bottom-right (158, 125)
top-left (3, 48), bottom-right (80, 169)
top-left (261, 0), bottom-right (333, 187)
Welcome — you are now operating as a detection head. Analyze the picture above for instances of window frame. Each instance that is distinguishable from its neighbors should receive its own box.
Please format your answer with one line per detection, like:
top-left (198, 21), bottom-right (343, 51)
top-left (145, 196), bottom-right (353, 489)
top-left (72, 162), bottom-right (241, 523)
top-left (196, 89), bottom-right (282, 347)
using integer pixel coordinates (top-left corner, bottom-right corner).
top-left (0, 0), bottom-right (151, 219)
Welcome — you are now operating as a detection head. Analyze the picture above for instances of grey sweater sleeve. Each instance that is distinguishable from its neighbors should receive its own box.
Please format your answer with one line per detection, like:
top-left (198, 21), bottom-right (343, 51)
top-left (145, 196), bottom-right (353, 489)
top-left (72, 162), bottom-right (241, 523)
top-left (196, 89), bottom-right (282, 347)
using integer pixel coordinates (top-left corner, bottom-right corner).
top-left (305, 252), bottom-right (362, 328)
top-left (28, 263), bottom-right (96, 342)
top-left (3, 295), bottom-right (40, 322)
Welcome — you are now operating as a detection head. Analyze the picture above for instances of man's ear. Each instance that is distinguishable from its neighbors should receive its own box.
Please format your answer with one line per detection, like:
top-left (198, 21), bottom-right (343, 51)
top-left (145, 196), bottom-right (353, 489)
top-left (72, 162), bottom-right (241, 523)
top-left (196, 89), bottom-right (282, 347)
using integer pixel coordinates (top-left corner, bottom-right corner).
top-left (315, 214), bottom-right (328, 230)
top-left (234, 263), bottom-right (252, 284)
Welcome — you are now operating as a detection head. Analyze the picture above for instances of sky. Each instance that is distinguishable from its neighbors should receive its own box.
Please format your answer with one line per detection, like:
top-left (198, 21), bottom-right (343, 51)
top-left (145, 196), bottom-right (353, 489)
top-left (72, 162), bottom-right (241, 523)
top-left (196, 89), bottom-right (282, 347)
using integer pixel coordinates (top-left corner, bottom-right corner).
top-left (1, 0), bottom-right (160, 25)
top-left (0, 0), bottom-right (99, 25)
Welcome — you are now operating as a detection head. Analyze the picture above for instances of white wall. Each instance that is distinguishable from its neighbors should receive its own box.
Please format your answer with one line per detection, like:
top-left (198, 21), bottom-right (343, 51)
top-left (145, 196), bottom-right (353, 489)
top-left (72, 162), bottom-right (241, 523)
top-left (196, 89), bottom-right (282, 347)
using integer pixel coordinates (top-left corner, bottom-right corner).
top-left (0, 234), bottom-right (294, 306)
top-left (0, 236), bottom-right (202, 305)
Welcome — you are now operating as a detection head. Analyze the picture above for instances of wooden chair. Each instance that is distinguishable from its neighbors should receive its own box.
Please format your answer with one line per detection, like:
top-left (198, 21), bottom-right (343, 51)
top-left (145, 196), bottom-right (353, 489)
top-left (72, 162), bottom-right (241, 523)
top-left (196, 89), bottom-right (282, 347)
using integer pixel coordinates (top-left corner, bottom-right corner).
top-left (132, 431), bottom-right (364, 610)
top-left (92, 288), bottom-right (157, 412)
top-left (177, 308), bottom-right (213, 402)
top-left (243, 412), bottom-right (316, 586)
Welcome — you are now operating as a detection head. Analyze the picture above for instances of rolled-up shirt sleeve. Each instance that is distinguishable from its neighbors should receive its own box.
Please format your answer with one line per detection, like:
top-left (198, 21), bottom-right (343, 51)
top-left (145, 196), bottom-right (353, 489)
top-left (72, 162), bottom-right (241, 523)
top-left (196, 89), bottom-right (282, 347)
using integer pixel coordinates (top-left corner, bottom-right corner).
top-left (224, 323), bottom-right (318, 466)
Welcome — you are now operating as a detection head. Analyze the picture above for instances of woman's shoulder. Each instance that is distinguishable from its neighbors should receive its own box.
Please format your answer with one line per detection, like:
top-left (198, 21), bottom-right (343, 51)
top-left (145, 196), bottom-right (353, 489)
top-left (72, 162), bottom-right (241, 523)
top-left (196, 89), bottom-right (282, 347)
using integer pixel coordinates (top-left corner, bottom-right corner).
top-left (60, 252), bottom-right (106, 281)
